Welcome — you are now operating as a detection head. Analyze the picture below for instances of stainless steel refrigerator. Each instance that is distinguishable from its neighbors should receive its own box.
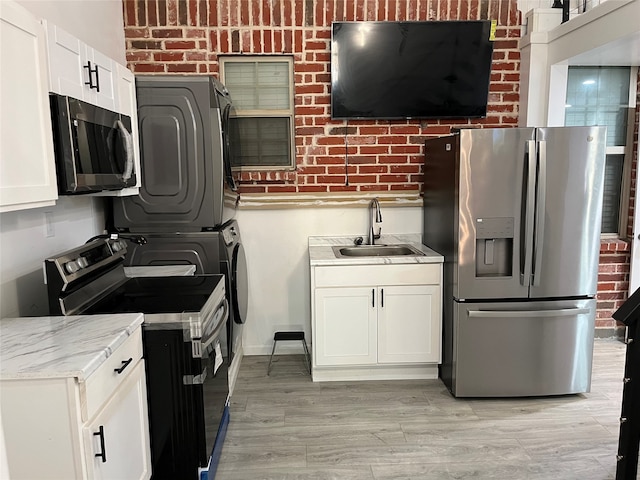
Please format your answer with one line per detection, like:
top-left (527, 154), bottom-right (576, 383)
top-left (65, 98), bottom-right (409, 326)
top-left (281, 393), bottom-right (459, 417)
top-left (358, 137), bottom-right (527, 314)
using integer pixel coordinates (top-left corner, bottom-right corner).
top-left (422, 126), bottom-right (607, 397)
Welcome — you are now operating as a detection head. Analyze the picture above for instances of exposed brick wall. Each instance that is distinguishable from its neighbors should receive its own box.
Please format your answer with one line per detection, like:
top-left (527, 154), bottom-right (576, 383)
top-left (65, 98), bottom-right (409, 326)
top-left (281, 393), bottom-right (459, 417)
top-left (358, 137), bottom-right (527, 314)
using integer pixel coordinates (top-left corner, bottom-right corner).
top-left (598, 239), bottom-right (630, 332)
top-left (122, 0), bottom-right (522, 194)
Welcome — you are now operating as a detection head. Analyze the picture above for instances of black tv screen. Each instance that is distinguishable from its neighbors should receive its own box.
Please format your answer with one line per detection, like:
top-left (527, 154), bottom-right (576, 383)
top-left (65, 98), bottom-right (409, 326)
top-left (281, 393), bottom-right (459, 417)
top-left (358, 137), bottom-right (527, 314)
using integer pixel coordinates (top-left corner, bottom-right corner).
top-left (331, 21), bottom-right (495, 120)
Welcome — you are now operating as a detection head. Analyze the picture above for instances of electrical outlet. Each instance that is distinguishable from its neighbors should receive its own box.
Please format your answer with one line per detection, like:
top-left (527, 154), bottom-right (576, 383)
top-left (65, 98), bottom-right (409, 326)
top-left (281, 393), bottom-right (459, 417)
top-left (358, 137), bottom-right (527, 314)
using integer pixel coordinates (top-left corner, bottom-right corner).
top-left (44, 211), bottom-right (54, 237)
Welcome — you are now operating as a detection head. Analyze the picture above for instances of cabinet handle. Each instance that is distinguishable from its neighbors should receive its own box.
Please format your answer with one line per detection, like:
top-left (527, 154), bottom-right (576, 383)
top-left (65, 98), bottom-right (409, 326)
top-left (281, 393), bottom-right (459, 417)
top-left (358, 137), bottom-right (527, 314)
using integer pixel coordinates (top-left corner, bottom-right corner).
top-left (93, 425), bottom-right (107, 463)
top-left (372, 289), bottom-right (375, 307)
top-left (83, 61), bottom-right (101, 92)
top-left (381, 288), bottom-right (384, 308)
top-left (114, 357), bottom-right (133, 374)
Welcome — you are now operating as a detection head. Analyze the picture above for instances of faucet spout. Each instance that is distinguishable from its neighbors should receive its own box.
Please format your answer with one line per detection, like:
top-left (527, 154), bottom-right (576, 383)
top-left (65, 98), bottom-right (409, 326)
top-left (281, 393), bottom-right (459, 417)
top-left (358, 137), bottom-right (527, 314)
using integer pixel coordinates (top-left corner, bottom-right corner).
top-left (367, 198), bottom-right (383, 245)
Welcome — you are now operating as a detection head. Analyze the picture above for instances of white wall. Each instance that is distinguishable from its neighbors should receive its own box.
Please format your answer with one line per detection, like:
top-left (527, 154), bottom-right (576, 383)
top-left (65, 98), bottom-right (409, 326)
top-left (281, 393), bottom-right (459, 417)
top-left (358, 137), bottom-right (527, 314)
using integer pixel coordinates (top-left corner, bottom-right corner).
top-left (235, 205), bottom-right (423, 354)
top-left (0, 198), bottom-right (106, 318)
top-left (0, 0), bottom-right (127, 319)
top-left (16, 0), bottom-right (126, 64)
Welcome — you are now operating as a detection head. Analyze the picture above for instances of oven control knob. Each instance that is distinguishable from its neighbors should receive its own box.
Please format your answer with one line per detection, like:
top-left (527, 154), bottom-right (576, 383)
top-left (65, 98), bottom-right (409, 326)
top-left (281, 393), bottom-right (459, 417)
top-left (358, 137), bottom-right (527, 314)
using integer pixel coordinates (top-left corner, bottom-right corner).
top-left (77, 257), bottom-right (89, 269)
top-left (65, 261), bottom-right (80, 274)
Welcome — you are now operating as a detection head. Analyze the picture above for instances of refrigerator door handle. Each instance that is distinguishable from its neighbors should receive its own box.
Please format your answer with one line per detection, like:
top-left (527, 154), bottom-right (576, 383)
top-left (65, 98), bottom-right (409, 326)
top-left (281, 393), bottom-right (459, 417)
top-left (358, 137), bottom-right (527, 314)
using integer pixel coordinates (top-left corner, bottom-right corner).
top-left (520, 140), bottom-right (536, 287)
top-left (468, 307), bottom-right (591, 318)
top-left (532, 140), bottom-right (547, 286)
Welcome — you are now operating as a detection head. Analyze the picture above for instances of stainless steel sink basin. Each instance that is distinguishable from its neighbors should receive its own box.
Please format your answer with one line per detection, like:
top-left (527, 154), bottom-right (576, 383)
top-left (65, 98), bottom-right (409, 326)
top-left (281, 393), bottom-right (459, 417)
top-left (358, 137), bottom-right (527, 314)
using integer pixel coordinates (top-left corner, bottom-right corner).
top-left (332, 244), bottom-right (425, 258)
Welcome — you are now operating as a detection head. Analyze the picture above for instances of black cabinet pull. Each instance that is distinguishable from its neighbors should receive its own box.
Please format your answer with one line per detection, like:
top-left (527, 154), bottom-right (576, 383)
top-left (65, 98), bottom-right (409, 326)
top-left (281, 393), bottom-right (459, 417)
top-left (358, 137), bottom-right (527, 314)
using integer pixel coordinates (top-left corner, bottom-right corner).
top-left (114, 357), bottom-right (133, 374)
top-left (93, 425), bottom-right (107, 463)
top-left (372, 288), bottom-right (375, 307)
top-left (381, 288), bottom-right (384, 308)
top-left (83, 61), bottom-right (101, 92)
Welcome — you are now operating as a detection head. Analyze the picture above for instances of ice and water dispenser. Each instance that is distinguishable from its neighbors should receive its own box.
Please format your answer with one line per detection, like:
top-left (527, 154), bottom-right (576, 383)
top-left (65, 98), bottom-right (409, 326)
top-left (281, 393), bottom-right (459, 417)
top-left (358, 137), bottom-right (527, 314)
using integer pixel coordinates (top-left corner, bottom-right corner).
top-left (475, 217), bottom-right (514, 277)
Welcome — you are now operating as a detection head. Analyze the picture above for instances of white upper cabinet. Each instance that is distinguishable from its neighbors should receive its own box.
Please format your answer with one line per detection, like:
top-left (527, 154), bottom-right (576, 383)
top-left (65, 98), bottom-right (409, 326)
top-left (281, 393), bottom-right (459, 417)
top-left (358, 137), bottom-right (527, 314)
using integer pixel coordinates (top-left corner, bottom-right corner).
top-left (45, 21), bottom-right (117, 111)
top-left (0, 1), bottom-right (58, 212)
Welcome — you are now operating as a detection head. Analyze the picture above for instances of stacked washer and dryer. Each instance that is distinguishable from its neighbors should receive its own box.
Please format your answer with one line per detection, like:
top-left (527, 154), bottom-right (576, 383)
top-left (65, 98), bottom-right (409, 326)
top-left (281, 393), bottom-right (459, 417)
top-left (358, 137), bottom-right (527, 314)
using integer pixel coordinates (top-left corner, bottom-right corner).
top-left (111, 75), bottom-right (248, 379)
top-left (110, 76), bottom-right (248, 478)
top-left (109, 75), bottom-right (248, 478)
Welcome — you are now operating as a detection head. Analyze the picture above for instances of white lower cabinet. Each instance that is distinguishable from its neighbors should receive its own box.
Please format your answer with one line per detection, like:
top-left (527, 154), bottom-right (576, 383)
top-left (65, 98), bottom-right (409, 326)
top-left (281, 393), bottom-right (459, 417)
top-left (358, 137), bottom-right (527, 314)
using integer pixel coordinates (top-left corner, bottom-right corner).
top-left (311, 263), bottom-right (442, 381)
top-left (84, 361), bottom-right (150, 480)
top-left (1, 328), bottom-right (151, 479)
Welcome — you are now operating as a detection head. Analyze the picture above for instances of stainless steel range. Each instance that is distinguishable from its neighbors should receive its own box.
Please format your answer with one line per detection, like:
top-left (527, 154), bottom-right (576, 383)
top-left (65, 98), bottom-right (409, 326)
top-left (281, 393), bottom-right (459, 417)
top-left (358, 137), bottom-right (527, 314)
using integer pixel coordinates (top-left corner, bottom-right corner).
top-left (45, 237), bottom-right (230, 480)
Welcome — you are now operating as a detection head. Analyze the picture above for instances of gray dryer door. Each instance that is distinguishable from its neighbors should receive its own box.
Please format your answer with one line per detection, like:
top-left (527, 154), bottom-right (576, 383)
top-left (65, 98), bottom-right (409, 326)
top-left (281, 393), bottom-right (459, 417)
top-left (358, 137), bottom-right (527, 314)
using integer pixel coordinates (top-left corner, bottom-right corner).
top-left (230, 242), bottom-right (248, 324)
top-left (113, 76), bottom-right (225, 232)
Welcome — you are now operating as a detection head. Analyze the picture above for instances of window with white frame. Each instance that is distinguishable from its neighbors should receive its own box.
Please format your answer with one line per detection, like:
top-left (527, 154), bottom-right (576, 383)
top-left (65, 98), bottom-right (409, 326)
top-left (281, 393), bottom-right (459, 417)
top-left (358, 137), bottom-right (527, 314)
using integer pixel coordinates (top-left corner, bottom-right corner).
top-left (220, 56), bottom-right (295, 170)
top-left (564, 66), bottom-right (633, 235)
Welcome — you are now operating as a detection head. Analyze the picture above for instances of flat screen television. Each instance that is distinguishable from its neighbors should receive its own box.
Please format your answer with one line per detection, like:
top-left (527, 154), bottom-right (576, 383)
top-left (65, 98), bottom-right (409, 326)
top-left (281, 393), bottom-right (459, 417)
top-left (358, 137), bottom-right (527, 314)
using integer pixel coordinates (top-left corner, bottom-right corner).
top-left (331, 21), bottom-right (495, 120)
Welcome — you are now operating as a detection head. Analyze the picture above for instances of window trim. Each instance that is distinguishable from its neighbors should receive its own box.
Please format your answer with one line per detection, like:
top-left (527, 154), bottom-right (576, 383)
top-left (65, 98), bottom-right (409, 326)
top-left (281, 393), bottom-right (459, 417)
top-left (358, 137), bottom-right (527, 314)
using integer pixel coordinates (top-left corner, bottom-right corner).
top-left (220, 55), bottom-right (296, 172)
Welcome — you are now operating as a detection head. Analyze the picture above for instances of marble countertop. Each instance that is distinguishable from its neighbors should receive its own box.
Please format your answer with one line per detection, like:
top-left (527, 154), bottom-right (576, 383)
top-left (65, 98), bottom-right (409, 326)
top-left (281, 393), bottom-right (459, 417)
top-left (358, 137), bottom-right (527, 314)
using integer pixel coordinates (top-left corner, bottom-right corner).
top-left (309, 234), bottom-right (444, 266)
top-left (0, 313), bottom-right (143, 381)
top-left (124, 265), bottom-right (196, 277)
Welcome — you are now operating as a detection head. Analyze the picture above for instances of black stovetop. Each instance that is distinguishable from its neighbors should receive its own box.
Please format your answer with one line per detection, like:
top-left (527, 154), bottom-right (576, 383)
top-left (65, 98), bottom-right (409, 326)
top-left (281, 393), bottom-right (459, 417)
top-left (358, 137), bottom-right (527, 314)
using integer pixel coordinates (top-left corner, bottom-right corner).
top-left (85, 274), bottom-right (224, 315)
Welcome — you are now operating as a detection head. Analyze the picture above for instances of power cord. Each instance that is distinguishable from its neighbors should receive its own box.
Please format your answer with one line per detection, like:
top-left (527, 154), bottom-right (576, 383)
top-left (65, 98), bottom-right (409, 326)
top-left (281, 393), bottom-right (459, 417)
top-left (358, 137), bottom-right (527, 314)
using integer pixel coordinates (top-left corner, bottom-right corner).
top-left (85, 233), bottom-right (147, 245)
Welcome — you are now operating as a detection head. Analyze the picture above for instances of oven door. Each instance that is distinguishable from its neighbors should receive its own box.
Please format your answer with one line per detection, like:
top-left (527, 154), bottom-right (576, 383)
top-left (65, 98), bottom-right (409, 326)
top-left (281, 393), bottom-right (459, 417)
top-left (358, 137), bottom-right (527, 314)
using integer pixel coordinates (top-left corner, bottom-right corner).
top-left (193, 309), bottom-right (230, 474)
top-left (50, 94), bottom-right (136, 194)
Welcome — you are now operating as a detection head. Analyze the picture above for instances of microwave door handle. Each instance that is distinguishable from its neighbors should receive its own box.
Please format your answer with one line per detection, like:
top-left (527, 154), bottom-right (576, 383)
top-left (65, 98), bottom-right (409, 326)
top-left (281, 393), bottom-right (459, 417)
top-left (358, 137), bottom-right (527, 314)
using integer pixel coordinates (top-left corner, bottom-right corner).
top-left (115, 120), bottom-right (134, 182)
top-left (532, 140), bottom-right (546, 286)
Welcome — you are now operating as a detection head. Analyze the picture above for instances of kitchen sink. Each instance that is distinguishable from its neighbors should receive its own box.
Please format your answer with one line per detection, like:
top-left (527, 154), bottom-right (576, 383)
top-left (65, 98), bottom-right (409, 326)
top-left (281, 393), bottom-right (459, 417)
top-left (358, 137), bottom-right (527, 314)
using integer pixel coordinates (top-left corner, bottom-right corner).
top-left (332, 244), bottom-right (425, 258)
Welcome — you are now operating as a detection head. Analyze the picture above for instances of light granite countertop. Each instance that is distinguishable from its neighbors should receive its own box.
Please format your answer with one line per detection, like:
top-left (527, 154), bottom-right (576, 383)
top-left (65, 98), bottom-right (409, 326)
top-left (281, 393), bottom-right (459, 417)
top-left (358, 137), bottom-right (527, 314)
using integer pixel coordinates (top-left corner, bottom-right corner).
top-left (0, 313), bottom-right (144, 381)
top-left (309, 234), bottom-right (444, 266)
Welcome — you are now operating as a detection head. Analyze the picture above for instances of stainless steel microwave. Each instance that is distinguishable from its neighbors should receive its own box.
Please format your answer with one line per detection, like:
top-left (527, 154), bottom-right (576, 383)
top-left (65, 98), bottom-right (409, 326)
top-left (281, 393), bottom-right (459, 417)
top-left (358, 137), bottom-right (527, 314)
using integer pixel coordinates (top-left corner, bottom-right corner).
top-left (49, 93), bottom-right (137, 194)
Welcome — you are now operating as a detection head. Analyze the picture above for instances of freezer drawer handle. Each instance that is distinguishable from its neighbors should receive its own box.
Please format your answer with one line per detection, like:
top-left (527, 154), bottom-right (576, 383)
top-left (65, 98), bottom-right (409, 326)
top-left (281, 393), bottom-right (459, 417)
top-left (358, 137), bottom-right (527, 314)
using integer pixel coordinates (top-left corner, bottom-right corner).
top-left (468, 307), bottom-right (590, 318)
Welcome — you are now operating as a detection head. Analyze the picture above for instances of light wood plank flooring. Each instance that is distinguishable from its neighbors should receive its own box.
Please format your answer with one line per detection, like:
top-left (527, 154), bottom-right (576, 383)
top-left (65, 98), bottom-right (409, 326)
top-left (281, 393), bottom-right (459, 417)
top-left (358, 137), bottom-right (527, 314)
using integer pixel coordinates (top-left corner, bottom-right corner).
top-left (216, 338), bottom-right (629, 480)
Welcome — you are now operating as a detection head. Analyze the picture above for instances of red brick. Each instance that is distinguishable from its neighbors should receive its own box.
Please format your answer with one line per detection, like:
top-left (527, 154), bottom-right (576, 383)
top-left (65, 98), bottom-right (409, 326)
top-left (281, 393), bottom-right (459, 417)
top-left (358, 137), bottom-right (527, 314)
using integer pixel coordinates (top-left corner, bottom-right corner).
top-left (152, 28), bottom-right (183, 38)
top-left (165, 40), bottom-right (197, 49)
top-left (153, 51), bottom-right (184, 61)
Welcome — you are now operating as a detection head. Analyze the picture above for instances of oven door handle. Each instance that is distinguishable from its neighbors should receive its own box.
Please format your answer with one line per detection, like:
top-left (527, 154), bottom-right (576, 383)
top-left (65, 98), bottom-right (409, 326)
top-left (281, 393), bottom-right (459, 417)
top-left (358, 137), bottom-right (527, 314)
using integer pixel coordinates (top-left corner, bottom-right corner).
top-left (200, 299), bottom-right (229, 351)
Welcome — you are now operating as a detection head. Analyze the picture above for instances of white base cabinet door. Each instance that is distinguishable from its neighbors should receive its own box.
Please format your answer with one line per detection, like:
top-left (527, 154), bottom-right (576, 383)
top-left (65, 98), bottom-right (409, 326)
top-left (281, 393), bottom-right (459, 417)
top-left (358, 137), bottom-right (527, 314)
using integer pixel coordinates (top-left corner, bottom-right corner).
top-left (0, 1), bottom-right (58, 212)
top-left (377, 285), bottom-right (441, 364)
top-left (315, 287), bottom-right (377, 366)
top-left (84, 361), bottom-right (151, 480)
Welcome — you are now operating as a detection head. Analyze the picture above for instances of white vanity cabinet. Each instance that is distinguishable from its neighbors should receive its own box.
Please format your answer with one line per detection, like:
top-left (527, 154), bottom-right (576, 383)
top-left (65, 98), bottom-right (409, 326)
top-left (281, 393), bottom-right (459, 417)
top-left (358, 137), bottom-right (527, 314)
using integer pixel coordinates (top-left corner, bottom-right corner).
top-left (311, 263), bottom-right (442, 381)
top-left (0, 1), bottom-right (58, 213)
top-left (44, 21), bottom-right (117, 111)
top-left (0, 320), bottom-right (151, 480)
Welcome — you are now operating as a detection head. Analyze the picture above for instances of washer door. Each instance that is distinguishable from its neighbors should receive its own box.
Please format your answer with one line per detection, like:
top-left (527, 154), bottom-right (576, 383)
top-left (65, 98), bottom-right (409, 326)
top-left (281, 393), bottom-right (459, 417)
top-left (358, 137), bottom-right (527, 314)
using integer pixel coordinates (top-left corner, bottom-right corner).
top-left (231, 243), bottom-right (248, 324)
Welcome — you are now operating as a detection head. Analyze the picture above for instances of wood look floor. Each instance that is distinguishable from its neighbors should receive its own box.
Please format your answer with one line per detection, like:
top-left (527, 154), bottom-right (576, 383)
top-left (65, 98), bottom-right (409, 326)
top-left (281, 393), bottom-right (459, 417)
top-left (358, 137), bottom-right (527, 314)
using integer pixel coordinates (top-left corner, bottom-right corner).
top-left (216, 339), bottom-right (630, 480)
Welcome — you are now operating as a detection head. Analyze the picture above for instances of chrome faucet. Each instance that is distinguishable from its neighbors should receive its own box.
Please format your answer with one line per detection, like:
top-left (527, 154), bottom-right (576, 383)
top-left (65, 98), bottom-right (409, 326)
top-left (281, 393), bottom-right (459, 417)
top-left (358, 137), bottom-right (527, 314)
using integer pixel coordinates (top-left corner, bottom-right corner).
top-left (367, 197), bottom-right (382, 245)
